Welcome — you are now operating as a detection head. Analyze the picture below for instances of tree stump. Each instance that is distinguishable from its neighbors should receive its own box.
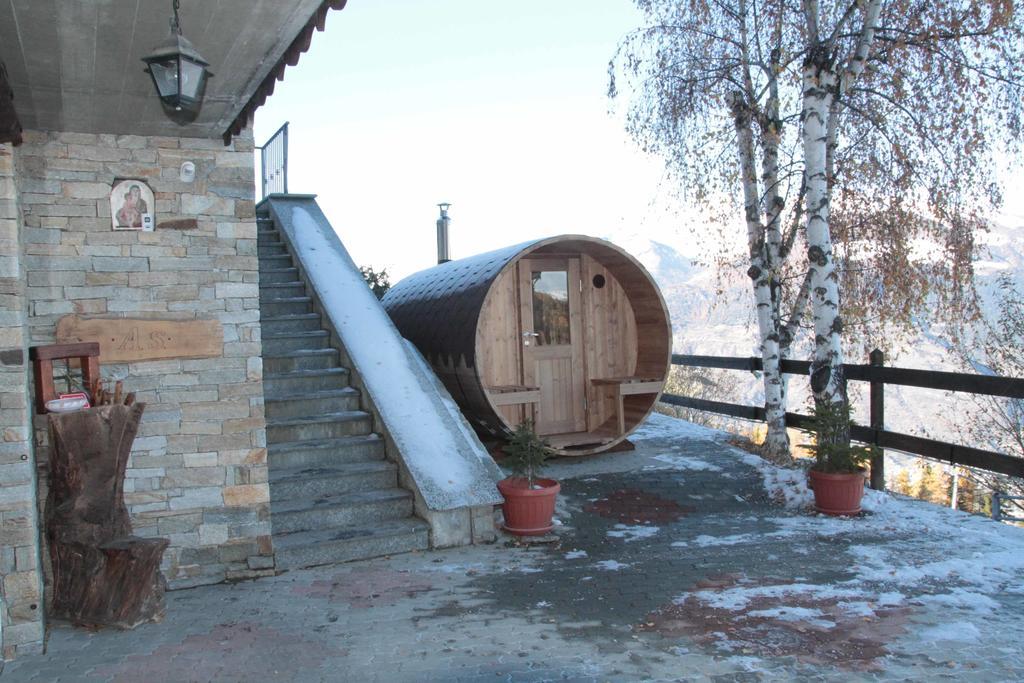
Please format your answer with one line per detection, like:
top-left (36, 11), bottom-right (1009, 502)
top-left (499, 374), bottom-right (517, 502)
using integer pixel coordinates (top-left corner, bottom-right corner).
top-left (46, 404), bottom-right (170, 629)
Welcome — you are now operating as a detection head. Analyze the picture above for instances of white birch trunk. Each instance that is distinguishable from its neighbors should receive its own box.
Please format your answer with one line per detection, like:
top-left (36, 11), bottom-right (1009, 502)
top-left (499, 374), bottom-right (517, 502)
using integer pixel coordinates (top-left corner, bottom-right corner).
top-left (730, 92), bottom-right (790, 459)
top-left (801, 51), bottom-right (846, 408)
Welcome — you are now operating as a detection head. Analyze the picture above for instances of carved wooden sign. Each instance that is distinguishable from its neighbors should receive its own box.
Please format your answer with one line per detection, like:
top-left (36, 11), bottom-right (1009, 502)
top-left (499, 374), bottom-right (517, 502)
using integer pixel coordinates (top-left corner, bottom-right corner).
top-left (56, 316), bottom-right (223, 364)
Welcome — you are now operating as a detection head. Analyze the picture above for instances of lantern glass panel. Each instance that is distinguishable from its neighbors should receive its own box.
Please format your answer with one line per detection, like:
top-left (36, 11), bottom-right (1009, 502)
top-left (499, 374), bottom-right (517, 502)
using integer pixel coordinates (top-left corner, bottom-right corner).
top-left (179, 58), bottom-right (206, 101)
top-left (148, 58), bottom-right (180, 99)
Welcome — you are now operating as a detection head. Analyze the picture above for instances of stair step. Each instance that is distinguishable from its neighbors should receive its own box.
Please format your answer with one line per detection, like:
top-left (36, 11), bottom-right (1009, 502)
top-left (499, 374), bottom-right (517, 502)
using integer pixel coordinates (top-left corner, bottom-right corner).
top-left (259, 254), bottom-right (294, 269)
top-left (260, 313), bottom-right (322, 335)
top-left (259, 267), bottom-right (299, 284)
top-left (262, 330), bottom-right (330, 355)
top-left (268, 434), bottom-right (386, 469)
top-left (259, 282), bottom-right (306, 301)
top-left (262, 348), bottom-right (339, 373)
top-left (273, 518), bottom-right (429, 570)
top-left (258, 242), bottom-right (287, 255)
top-left (261, 297), bottom-right (313, 317)
top-left (266, 411), bottom-right (372, 443)
top-left (269, 461), bottom-right (398, 500)
top-left (271, 488), bottom-right (414, 534)
top-left (264, 367), bottom-right (350, 396)
top-left (266, 387), bottom-right (361, 419)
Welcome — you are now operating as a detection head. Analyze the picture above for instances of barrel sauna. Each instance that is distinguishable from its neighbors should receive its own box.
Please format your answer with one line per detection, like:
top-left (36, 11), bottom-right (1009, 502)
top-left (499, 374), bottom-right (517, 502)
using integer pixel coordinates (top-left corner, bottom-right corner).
top-left (382, 235), bottom-right (671, 455)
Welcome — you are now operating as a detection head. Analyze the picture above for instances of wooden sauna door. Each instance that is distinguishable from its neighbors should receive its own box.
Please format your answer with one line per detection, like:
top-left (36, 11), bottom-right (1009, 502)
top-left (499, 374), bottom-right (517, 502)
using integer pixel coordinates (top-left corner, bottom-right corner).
top-left (518, 258), bottom-right (586, 435)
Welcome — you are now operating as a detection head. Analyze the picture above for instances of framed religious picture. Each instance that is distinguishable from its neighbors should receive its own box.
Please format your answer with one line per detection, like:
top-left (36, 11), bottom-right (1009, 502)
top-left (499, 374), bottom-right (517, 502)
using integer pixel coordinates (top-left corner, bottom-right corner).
top-left (110, 179), bottom-right (155, 231)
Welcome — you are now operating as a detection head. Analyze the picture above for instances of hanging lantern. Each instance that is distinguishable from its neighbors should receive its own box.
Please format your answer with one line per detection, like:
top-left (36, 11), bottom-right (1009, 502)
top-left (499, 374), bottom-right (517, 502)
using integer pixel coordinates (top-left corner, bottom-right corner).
top-left (141, 0), bottom-right (213, 125)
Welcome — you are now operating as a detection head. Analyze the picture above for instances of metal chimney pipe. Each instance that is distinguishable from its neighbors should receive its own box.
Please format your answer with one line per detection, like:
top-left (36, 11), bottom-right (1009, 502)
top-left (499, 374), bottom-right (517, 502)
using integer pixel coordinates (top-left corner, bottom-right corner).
top-left (436, 203), bottom-right (451, 264)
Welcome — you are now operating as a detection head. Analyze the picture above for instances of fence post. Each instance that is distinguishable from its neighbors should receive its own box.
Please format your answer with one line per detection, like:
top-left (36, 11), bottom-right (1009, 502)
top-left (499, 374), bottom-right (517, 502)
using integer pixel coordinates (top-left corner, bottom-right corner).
top-left (993, 491), bottom-right (1002, 522)
top-left (868, 348), bottom-right (885, 490)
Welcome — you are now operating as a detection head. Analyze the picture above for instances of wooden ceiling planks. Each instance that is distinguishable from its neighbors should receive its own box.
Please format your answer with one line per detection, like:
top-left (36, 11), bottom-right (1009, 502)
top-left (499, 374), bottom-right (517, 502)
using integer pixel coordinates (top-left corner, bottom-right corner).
top-left (0, 0), bottom-right (346, 143)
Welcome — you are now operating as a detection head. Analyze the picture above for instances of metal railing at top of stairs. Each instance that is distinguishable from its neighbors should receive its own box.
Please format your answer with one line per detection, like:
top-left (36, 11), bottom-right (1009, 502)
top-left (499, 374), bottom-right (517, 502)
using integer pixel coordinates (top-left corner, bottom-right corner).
top-left (257, 122), bottom-right (289, 201)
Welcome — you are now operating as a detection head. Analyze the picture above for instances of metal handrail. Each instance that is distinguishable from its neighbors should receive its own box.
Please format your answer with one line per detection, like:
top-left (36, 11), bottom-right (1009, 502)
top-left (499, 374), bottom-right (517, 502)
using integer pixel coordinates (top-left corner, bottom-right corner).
top-left (257, 122), bottom-right (289, 200)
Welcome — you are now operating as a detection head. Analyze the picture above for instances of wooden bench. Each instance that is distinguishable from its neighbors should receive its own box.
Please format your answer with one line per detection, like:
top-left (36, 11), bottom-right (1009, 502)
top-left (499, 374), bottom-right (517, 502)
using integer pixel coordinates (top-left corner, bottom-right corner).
top-left (591, 377), bottom-right (664, 435)
top-left (485, 385), bottom-right (541, 424)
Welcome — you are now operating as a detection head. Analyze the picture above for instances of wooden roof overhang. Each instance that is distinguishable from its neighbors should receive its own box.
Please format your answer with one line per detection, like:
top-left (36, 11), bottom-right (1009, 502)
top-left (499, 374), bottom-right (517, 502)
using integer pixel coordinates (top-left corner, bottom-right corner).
top-left (0, 0), bottom-right (348, 146)
top-left (222, 0), bottom-right (347, 144)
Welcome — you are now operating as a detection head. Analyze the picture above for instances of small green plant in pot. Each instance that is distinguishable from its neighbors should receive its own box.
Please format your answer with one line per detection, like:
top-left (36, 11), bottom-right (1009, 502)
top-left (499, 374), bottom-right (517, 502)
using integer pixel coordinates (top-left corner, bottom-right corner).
top-left (804, 401), bottom-right (875, 516)
top-left (497, 420), bottom-right (561, 536)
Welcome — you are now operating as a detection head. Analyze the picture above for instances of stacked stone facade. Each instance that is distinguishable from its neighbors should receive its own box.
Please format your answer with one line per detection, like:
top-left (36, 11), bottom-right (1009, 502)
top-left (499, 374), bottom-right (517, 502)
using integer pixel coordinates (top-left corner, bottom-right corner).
top-left (0, 130), bottom-right (271, 659)
top-left (0, 143), bottom-right (44, 659)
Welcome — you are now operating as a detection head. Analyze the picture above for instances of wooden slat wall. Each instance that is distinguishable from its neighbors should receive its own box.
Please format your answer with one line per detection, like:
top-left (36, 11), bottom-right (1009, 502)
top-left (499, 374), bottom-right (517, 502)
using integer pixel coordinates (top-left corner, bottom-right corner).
top-left (580, 254), bottom-right (638, 431)
top-left (477, 265), bottom-right (525, 424)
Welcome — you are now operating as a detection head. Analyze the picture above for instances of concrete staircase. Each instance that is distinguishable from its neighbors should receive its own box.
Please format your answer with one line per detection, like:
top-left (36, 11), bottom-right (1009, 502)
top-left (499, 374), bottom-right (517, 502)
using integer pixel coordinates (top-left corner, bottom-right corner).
top-left (257, 213), bottom-right (429, 570)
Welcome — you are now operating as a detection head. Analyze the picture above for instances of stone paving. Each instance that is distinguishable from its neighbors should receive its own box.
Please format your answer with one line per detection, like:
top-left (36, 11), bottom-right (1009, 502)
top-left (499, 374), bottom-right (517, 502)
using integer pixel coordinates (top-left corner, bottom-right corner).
top-left (4, 414), bottom-right (1024, 682)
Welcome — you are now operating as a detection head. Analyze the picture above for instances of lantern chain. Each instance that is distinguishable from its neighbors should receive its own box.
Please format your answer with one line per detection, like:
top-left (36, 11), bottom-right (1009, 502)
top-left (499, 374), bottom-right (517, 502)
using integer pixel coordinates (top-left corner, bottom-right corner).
top-left (170, 0), bottom-right (182, 36)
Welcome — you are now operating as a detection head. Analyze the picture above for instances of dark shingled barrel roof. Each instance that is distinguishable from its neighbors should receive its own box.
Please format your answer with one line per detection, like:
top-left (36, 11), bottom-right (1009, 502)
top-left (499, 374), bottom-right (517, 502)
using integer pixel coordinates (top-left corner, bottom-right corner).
top-left (382, 239), bottom-right (538, 370)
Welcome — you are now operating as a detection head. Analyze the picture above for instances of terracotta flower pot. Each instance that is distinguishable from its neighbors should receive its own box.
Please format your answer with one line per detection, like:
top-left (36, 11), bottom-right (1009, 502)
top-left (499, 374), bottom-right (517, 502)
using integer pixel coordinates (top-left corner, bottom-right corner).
top-left (809, 469), bottom-right (866, 516)
top-left (497, 477), bottom-right (560, 536)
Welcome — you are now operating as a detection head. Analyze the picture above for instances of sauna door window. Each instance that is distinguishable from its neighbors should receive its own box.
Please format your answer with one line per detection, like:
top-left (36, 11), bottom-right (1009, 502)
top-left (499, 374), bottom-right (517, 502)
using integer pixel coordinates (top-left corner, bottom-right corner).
top-left (519, 258), bottom-right (585, 435)
top-left (531, 270), bottom-right (570, 346)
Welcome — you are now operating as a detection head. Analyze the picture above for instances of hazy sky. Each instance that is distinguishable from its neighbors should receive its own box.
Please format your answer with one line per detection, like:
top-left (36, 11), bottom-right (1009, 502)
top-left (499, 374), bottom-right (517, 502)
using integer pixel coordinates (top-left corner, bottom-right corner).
top-left (252, 1), bottom-right (1023, 283)
top-left (252, 0), bottom-right (690, 280)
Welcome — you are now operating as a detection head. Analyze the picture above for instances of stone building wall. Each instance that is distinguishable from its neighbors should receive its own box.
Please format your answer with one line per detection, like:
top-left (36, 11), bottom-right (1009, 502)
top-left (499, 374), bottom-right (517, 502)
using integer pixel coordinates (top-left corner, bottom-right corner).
top-left (0, 143), bottom-right (44, 659)
top-left (13, 130), bottom-right (272, 597)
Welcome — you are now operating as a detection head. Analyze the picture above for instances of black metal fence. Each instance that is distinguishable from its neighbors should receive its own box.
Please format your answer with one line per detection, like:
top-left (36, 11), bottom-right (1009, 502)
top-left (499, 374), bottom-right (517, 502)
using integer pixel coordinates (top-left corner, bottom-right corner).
top-left (992, 493), bottom-right (1024, 523)
top-left (661, 351), bottom-right (1024, 490)
top-left (257, 122), bottom-right (289, 199)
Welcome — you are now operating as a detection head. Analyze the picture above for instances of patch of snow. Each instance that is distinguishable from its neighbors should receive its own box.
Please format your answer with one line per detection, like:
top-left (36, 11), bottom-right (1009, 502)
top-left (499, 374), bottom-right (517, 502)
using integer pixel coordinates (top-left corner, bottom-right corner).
top-left (606, 524), bottom-right (660, 542)
top-left (564, 550), bottom-right (588, 560)
top-left (733, 451), bottom-right (814, 510)
top-left (638, 413), bottom-right (1024, 608)
top-left (920, 621), bottom-right (982, 643)
top-left (876, 592), bottom-right (906, 606)
top-left (684, 583), bottom-right (864, 611)
top-left (690, 533), bottom-right (757, 547)
top-left (835, 601), bottom-right (876, 617)
top-left (746, 607), bottom-right (835, 629)
top-left (424, 562), bottom-right (489, 574)
top-left (534, 601), bottom-right (552, 608)
top-left (917, 590), bottom-right (1000, 611)
top-left (652, 453), bottom-right (723, 472)
top-left (724, 656), bottom-right (765, 672)
top-left (632, 413), bottom-right (722, 442)
top-left (594, 560), bottom-right (631, 571)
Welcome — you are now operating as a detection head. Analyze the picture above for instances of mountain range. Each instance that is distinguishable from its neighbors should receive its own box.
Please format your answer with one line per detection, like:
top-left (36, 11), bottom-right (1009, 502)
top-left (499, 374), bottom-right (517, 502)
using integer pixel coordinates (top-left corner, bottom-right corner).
top-left (607, 212), bottom-right (1024, 459)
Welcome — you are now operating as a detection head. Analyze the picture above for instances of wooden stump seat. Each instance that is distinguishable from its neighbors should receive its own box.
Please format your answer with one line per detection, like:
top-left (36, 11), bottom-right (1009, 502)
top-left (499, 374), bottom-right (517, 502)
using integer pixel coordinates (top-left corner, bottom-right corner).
top-left (46, 403), bottom-right (170, 629)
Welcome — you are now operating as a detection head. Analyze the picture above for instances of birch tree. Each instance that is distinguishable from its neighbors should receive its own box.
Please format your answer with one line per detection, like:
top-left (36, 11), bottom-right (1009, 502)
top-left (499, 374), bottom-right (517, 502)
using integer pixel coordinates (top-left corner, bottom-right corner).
top-left (610, 0), bottom-right (1023, 457)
